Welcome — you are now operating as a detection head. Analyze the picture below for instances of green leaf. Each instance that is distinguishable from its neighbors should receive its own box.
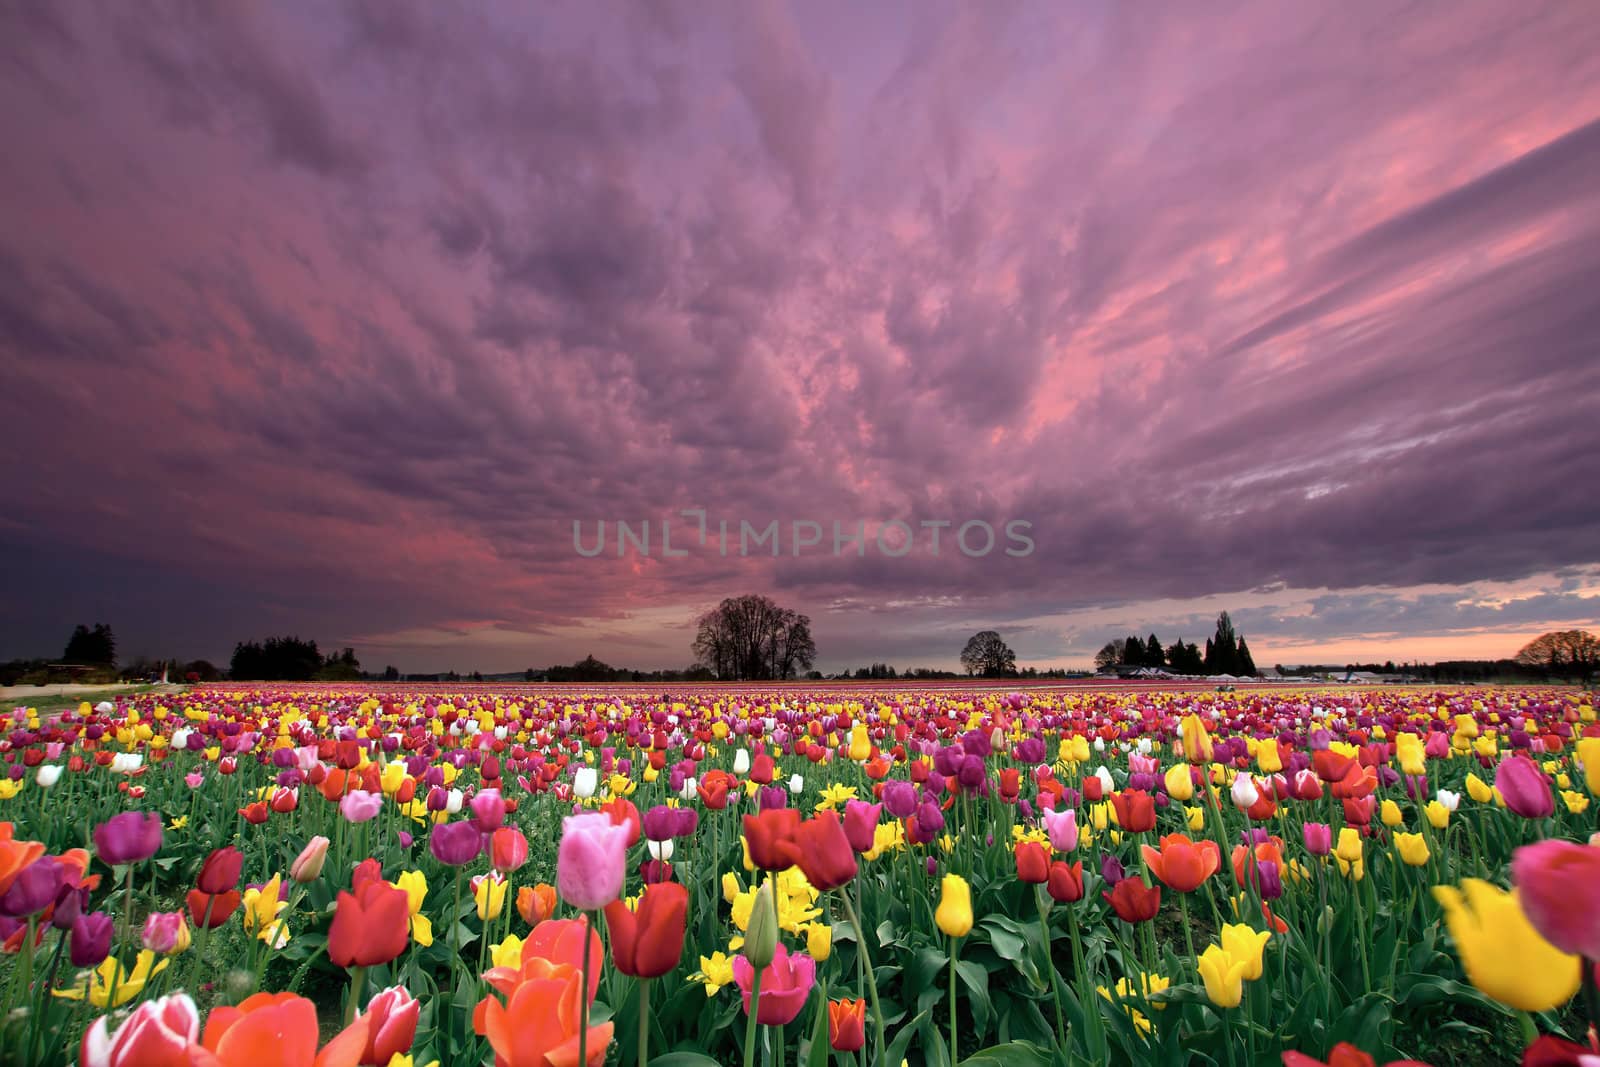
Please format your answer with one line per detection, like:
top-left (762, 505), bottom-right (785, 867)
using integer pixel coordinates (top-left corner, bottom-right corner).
top-left (884, 1008), bottom-right (930, 1067)
top-left (805, 995), bottom-right (831, 1067)
top-left (954, 959), bottom-right (993, 1036)
top-left (650, 1055), bottom-right (725, 1067)
top-left (959, 1041), bottom-right (1054, 1067)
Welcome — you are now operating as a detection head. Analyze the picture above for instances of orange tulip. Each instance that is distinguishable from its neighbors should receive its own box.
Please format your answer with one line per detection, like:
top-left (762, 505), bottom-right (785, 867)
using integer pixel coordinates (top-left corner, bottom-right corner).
top-left (475, 956), bottom-right (612, 1067)
top-left (518, 883), bottom-right (559, 927)
top-left (0, 836), bottom-right (46, 897)
top-left (1140, 834), bottom-right (1221, 893)
top-left (201, 991), bottom-right (371, 1067)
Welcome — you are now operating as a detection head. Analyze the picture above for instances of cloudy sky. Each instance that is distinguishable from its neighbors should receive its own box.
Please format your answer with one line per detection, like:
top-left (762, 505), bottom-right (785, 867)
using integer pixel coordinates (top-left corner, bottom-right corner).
top-left (3, 1), bottom-right (1598, 673)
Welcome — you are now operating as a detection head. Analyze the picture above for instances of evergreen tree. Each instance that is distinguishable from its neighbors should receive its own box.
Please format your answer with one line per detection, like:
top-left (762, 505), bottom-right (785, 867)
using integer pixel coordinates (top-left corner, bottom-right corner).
top-left (1210, 612), bottom-right (1240, 673)
top-left (1123, 635), bottom-right (1145, 666)
top-left (1203, 637), bottom-right (1215, 672)
top-left (1237, 636), bottom-right (1258, 676)
top-left (1145, 633), bottom-right (1163, 667)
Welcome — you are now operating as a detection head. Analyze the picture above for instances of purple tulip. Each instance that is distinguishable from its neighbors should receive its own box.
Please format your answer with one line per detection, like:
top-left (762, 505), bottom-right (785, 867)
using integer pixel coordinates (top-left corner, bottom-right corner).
top-left (70, 912), bottom-right (114, 967)
top-left (50, 882), bottom-right (87, 930)
top-left (643, 804), bottom-right (677, 841)
top-left (0, 856), bottom-right (64, 917)
top-left (1255, 860), bottom-right (1283, 900)
top-left (93, 812), bottom-right (164, 866)
top-left (429, 821), bottom-right (483, 866)
top-left (915, 800), bottom-right (944, 835)
top-left (758, 786), bottom-right (788, 811)
top-left (883, 780), bottom-right (918, 819)
top-left (469, 788), bottom-right (506, 832)
top-left (1101, 853), bottom-right (1125, 887)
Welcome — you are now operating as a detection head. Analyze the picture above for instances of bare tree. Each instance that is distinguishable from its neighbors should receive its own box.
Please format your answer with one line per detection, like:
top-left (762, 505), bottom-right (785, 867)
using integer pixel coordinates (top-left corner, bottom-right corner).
top-left (960, 630), bottom-right (1017, 677)
top-left (692, 594), bottom-right (816, 680)
top-left (1516, 630), bottom-right (1600, 682)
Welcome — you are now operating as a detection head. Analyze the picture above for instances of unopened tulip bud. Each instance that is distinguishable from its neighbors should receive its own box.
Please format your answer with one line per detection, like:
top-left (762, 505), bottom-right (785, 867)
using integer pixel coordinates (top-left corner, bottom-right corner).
top-left (291, 836), bottom-right (330, 883)
top-left (742, 880), bottom-right (778, 970)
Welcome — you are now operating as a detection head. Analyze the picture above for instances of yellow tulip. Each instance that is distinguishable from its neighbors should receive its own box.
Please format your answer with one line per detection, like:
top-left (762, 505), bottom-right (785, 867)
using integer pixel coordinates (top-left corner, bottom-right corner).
top-left (1335, 828), bottom-right (1364, 864)
top-left (1561, 790), bottom-right (1589, 815)
top-left (1185, 806), bottom-right (1205, 832)
top-left (51, 951), bottom-right (169, 1008)
top-left (474, 873), bottom-right (507, 921)
top-left (1164, 764), bottom-right (1195, 801)
top-left (1424, 801), bottom-right (1450, 829)
top-left (1219, 923), bottom-right (1270, 981)
top-left (1180, 714), bottom-right (1214, 763)
top-left (1380, 800), bottom-right (1404, 827)
top-left (1394, 832), bottom-right (1430, 867)
top-left (805, 921), bottom-right (833, 961)
top-left (491, 933), bottom-right (524, 969)
top-left (1466, 773), bottom-right (1497, 804)
top-left (1197, 945), bottom-right (1248, 1008)
top-left (1256, 738), bottom-right (1282, 775)
top-left (848, 724), bottom-right (872, 762)
top-left (936, 874), bottom-right (973, 938)
top-left (1576, 737), bottom-right (1600, 794)
top-left (1432, 880), bottom-right (1579, 1012)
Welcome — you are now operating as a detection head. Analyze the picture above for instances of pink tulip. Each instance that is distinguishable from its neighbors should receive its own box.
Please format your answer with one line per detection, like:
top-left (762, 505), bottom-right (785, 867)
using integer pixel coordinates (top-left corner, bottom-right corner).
top-left (291, 836), bottom-right (330, 883)
top-left (733, 943), bottom-right (817, 1025)
top-left (80, 993), bottom-right (200, 1067)
top-left (340, 790), bottom-right (383, 823)
top-left (359, 985), bottom-right (419, 1066)
top-left (1496, 756), bottom-right (1555, 819)
top-left (470, 788), bottom-right (506, 832)
top-left (184, 772), bottom-right (204, 790)
top-left (556, 812), bottom-right (628, 910)
top-left (1041, 807), bottom-right (1079, 852)
top-left (1512, 840), bottom-right (1600, 958)
top-left (140, 911), bottom-right (188, 954)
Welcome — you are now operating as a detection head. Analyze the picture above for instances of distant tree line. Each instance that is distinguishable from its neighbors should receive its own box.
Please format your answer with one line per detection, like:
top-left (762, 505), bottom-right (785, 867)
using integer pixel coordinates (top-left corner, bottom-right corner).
top-left (1095, 612), bottom-right (1257, 676)
top-left (229, 637), bottom-right (361, 681)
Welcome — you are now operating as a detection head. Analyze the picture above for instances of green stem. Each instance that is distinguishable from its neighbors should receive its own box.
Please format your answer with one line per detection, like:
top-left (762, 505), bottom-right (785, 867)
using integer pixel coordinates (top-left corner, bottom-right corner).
top-left (580, 912), bottom-right (594, 1067)
top-left (1036, 890), bottom-right (1066, 1046)
top-left (639, 976), bottom-right (651, 1066)
top-left (743, 964), bottom-right (764, 1067)
top-left (839, 890), bottom-right (885, 1060)
top-left (948, 937), bottom-right (960, 1067)
top-left (345, 965), bottom-right (366, 1026)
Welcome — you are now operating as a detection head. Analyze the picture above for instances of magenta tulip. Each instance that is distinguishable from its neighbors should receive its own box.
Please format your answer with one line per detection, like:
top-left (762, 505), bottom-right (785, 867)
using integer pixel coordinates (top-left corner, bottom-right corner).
top-left (841, 800), bottom-right (882, 854)
top-left (1496, 756), bottom-right (1555, 819)
top-left (92, 812), bottom-right (163, 866)
top-left (1512, 840), bottom-right (1600, 958)
top-left (733, 943), bottom-right (817, 1025)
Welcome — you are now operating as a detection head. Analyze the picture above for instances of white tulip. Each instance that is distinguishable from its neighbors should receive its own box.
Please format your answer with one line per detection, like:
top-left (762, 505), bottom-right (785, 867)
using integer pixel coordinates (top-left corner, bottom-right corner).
top-left (96, 701), bottom-right (114, 713)
top-left (110, 753), bottom-right (144, 774)
top-left (1093, 737), bottom-right (1106, 753)
top-left (733, 750), bottom-right (751, 775)
top-left (680, 777), bottom-right (698, 802)
top-left (171, 728), bottom-right (192, 750)
top-left (1231, 772), bottom-right (1260, 809)
top-left (573, 766), bottom-right (598, 799)
top-left (647, 839), bottom-right (675, 861)
top-left (445, 788), bottom-right (464, 814)
top-left (35, 765), bottom-right (62, 788)
top-left (1094, 766), bottom-right (1115, 794)
top-left (1136, 738), bottom-right (1153, 755)
top-left (1436, 789), bottom-right (1461, 811)
top-left (788, 773), bottom-right (804, 793)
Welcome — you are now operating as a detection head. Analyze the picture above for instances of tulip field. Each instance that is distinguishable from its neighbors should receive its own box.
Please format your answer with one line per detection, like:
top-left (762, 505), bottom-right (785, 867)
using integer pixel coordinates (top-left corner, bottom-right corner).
top-left (0, 684), bottom-right (1598, 1067)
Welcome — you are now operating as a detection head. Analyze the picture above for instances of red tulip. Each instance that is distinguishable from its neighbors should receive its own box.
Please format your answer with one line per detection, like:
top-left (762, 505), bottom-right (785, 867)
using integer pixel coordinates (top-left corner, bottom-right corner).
top-left (1141, 834), bottom-right (1221, 893)
top-left (1102, 876), bottom-right (1161, 923)
top-left (186, 889), bottom-right (241, 928)
top-left (828, 998), bottom-right (866, 1052)
top-left (490, 828), bottom-right (529, 874)
top-left (1014, 841), bottom-right (1049, 884)
top-left (1047, 860), bottom-right (1084, 903)
top-left (196, 848), bottom-right (243, 895)
top-left (793, 812), bottom-right (859, 890)
top-left (239, 802), bottom-right (270, 825)
top-left (697, 771), bottom-right (733, 810)
top-left (603, 881), bottom-right (688, 978)
top-left (1109, 790), bottom-right (1156, 833)
top-left (328, 881), bottom-right (410, 968)
top-left (742, 809), bottom-right (803, 871)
